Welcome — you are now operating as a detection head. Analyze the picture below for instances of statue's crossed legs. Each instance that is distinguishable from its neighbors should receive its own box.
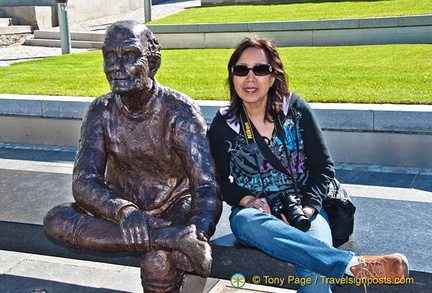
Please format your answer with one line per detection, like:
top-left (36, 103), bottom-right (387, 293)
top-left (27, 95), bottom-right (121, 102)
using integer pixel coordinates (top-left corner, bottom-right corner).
top-left (44, 202), bottom-right (212, 293)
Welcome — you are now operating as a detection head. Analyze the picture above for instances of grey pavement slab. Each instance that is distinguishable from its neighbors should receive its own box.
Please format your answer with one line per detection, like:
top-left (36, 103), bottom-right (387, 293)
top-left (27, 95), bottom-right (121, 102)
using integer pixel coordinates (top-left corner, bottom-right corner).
top-left (0, 250), bottom-right (136, 293)
top-left (0, 274), bottom-right (127, 293)
top-left (0, 250), bottom-right (31, 275)
top-left (0, 249), bottom-right (223, 293)
top-left (5, 255), bottom-right (124, 288)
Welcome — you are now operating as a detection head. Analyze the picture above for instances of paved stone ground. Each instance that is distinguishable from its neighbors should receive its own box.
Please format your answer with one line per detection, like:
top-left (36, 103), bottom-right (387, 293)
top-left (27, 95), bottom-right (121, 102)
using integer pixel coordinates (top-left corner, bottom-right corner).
top-left (1, 144), bottom-right (431, 292)
top-left (0, 0), bottom-right (200, 66)
top-left (0, 33), bottom-right (32, 47)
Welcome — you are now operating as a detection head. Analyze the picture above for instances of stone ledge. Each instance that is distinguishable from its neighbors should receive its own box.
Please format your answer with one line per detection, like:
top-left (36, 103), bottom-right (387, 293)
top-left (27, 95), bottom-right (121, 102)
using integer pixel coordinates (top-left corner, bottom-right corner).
top-left (34, 15), bottom-right (431, 38)
top-left (0, 220), bottom-right (429, 292)
top-left (147, 15), bottom-right (432, 34)
top-left (29, 15), bottom-right (432, 49)
top-left (145, 15), bottom-right (432, 48)
top-left (0, 25), bottom-right (32, 34)
top-left (0, 94), bottom-right (94, 119)
top-left (1, 94), bottom-right (432, 167)
top-left (1, 94), bottom-right (432, 134)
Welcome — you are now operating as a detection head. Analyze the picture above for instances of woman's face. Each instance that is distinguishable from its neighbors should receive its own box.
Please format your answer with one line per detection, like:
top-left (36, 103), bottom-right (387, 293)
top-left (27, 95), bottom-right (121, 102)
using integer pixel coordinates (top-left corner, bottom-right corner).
top-left (233, 47), bottom-right (275, 109)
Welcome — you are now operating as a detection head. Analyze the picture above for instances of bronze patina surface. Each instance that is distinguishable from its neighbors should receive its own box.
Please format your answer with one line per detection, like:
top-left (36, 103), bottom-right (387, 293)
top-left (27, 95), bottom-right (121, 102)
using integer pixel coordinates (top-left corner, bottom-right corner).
top-left (44, 20), bottom-right (222, 293)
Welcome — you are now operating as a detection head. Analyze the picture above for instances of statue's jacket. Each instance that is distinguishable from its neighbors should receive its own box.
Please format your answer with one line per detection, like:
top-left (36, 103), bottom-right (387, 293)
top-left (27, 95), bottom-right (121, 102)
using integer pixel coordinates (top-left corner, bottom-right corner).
top-left (72, 80), bottom-right (222, 239)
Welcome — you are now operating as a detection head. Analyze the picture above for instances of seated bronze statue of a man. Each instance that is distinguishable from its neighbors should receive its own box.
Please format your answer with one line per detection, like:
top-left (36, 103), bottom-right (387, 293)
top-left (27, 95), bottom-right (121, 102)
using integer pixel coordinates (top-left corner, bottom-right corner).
top-left (44, 20), bottom-right (222, 293)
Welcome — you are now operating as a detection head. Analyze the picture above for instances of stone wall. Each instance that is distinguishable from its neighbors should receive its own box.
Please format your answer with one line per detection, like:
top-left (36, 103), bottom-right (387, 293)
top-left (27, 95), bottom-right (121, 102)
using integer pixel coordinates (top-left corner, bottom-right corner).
top-left (0, 0), bottom-right (54, 6)
top-left (201, 0), bottom-right (303, 6)
top-left (64, 0), bottom-right (144, 24)
top-left (0, 6), bottom-right (54, 29)
top-left (0, 0), bottom-right (144, 29)
top-left (1, 94), bottom-right (432, 168)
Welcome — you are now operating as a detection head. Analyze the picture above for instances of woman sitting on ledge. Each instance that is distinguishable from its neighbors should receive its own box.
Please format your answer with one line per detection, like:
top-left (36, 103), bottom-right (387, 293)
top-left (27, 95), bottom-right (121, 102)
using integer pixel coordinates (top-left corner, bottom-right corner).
top-left (208, 37), bottom-right (409, 293)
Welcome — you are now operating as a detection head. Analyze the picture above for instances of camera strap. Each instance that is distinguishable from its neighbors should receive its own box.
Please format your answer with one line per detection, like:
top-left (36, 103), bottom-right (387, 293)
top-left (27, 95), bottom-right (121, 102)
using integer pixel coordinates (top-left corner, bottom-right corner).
top-left (239, 105), bottom-right (300, 197)
top-left (239, 105), bottom-right (288, 174)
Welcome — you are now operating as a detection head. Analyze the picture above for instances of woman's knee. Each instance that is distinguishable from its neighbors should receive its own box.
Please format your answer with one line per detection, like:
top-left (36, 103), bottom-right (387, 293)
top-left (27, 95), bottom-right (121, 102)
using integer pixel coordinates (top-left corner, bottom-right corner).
top-left (230, 208), bottom-right (259, 231)
top-left (229, 208), bottom-right (279, 244)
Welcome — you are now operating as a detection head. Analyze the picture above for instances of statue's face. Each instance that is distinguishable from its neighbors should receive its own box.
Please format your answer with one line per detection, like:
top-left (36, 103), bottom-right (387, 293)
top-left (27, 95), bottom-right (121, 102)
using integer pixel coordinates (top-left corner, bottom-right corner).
top-left (102, 28), bottom-right (152, 95)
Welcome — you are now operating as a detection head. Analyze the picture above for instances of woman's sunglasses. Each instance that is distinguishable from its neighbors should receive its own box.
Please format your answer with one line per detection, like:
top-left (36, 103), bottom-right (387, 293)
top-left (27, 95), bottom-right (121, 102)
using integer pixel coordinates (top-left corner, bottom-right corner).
top-left (231, 64), bottom-right (273, 76)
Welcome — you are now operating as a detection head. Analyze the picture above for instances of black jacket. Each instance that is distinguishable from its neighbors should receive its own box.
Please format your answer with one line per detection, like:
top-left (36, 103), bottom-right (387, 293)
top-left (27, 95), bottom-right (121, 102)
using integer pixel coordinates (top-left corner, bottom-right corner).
top-left (208, 93), bottom-right (334, 213)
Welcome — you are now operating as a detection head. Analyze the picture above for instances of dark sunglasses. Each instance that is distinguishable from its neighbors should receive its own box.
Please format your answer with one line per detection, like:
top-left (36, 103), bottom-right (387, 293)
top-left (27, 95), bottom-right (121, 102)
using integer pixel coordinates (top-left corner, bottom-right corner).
top-left (231, 64), bottom-right (273, 76)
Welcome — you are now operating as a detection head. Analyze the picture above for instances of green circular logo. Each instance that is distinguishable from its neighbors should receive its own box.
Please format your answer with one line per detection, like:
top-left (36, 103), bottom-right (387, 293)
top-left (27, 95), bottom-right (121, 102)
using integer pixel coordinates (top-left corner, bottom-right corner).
top-left (230, 273), bottom-right (246, 288)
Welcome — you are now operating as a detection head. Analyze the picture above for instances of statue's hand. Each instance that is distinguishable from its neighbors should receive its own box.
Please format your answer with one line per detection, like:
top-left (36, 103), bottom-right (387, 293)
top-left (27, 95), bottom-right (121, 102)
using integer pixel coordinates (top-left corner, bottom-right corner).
top-left (119, 206), bottom-right (171, 252)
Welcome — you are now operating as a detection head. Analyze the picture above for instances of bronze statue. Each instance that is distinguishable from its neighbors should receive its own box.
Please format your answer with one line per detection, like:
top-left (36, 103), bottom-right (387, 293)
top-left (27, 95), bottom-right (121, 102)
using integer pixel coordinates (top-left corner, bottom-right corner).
top-left (44, 20), bottom-right (222, 293)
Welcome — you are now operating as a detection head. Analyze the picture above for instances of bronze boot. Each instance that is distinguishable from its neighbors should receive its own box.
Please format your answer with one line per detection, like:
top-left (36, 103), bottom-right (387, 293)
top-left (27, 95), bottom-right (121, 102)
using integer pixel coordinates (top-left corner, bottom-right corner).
top-left (141, 250), bottom-right (184, 293)
top-left (151, 224), bottom-right (212, 277)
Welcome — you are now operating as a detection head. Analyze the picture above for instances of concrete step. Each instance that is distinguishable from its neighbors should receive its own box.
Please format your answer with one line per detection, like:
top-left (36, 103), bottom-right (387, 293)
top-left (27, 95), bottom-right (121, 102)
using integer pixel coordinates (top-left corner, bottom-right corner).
top-left (0, 18), bottom-right (12, 26)
top-left (0, 25), bottom-right (32, 35)
top-left (25, 38), bottom-right (103, 49)
top-left (34, 30), bottom-right (105, 41)
top-left (25, 30), bottom-right (104, 48)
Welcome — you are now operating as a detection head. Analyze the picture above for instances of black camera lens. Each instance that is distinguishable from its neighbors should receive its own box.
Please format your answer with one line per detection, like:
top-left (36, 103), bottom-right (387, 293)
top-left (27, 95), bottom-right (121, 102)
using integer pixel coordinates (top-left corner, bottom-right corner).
top-left (289, 213), bottom-right (311, 232)
top-left (282, 194), bottom-right (311, 232)
top-left (267, 193), bottom-right (311, 232)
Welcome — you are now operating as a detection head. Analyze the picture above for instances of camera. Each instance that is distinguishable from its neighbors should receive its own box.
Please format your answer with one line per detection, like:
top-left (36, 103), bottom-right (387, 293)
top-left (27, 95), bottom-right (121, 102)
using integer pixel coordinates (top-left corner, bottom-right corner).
top-left (267, 193), bottom-right (311, 232)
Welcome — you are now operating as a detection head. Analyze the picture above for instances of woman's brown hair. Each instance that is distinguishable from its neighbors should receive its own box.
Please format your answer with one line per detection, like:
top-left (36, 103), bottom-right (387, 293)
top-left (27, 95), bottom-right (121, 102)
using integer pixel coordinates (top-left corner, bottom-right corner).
top-left (224, 37), bottom-right (290, 123)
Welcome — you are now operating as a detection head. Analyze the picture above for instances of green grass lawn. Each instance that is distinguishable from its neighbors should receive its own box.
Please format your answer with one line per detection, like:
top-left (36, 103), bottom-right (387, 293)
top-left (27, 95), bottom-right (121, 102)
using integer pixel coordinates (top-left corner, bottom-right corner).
top-left (1, 0), bottom-right (430, 104)
top-left (149, 0), bottom-right (432, 24)
top-left (1, 44), bottom-right (430, 104)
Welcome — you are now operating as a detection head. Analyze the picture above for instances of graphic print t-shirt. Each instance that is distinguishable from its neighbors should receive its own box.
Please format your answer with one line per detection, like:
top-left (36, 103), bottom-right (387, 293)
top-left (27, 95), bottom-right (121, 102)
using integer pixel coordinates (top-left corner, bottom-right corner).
top-left (222, 107), bottom-right (307, 198)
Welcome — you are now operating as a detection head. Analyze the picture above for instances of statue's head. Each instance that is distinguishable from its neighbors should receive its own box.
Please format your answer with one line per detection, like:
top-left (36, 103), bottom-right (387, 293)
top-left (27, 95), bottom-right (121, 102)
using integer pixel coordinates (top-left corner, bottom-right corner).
top-left (102, 20), bottom-right (161, 95)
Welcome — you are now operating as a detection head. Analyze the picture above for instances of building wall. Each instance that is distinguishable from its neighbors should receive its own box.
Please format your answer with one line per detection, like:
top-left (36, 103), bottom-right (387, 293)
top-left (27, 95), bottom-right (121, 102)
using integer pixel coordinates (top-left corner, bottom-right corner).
top-left (65, 0), bottom-right (144, 24)
top-left (0, 0), bottom-right (144, 29)
top-left (0, 0), bottom-right (54, 6)
top-left (0, 6), bottom-right (54, 29)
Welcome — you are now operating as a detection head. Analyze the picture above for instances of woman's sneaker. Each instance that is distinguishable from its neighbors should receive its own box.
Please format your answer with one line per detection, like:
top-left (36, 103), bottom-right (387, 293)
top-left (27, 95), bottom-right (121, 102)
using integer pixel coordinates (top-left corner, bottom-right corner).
top-left (350, 253), bottom-right (409, 283)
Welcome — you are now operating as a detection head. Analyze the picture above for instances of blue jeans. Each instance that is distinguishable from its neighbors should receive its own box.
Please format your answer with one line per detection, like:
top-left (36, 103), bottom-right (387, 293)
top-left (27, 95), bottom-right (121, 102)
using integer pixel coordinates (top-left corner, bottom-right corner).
top-left (229, 207), bottom-right (354, 293)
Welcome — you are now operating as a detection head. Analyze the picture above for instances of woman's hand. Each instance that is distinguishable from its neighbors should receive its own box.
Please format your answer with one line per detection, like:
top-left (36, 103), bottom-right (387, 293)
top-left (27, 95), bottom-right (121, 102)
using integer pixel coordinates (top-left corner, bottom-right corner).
top-left (302, 206), bottom-right (316, 219)
top-left (240, 195), bottom-right (271, 214)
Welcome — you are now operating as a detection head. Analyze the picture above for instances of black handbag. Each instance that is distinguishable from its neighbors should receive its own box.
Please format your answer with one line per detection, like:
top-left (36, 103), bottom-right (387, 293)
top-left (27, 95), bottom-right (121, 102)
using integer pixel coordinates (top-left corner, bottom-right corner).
top-left (323, 178), bottom-right (356, 247)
